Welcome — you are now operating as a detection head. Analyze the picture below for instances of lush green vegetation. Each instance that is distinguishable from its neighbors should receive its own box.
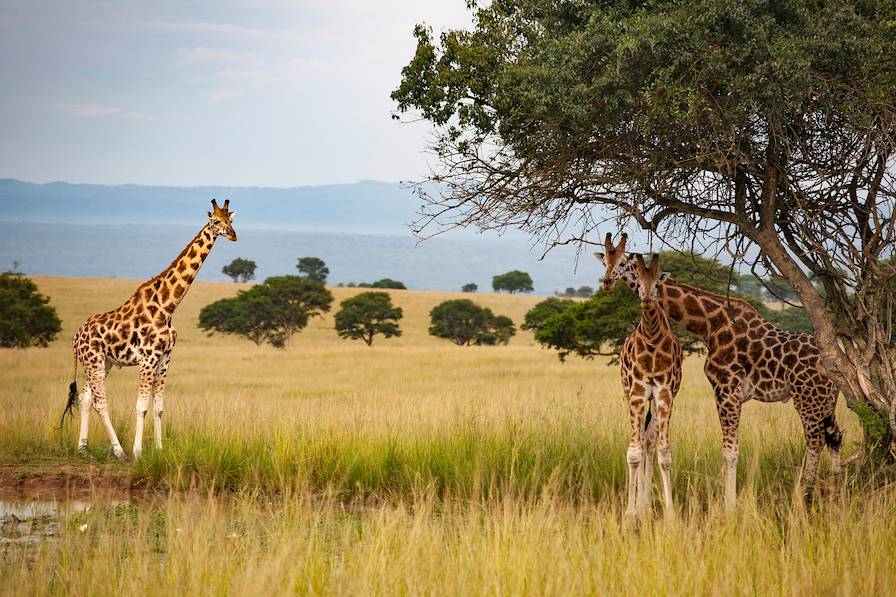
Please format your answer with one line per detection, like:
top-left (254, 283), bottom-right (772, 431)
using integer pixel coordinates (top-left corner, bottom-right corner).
top-left (198, 275), bottom-right (332, 347)
top-left (296, 256), bottom-right (329, 283)
top-left (492, 270), bottom-right (534, 294)
top-left (429, 298), bottom-right (516, 346)
top-left (0, 272), bottom-right (62, 348)
top-left (334, 291), bottom-right (403, 346)
top-left (221, 257), bottom-right (256, 283)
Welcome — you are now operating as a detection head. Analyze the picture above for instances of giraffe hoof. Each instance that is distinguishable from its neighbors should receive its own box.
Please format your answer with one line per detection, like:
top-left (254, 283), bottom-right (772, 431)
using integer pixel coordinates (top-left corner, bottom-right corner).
top-left (113, 447), bottom-right (129, 462)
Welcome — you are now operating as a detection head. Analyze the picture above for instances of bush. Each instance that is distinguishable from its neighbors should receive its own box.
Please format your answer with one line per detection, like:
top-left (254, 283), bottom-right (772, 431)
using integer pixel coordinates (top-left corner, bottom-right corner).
top-left (492, 270), bottom-right (533, 294)
top-left (370, 278), bottom-right (407, 290)
top-left (429, 299), bottom-right (516, 346)
top-left (198, 276), bottom-right (333, 348)
top-left (0, 273), bottom-right (62, 348)
top-left (334, 291), bottom-right (403, 346)
top-left (222, 257), bottom-right (257, 283)
top-left (522, 297), bottom-right (576, 333)
top-left (462, 283), bottom-right (478, 293)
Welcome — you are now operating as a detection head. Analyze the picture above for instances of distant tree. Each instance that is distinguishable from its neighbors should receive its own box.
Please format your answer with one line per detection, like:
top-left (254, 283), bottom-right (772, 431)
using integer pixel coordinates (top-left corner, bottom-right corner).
top-left (429, 299), bottom-right (515, 345)
top-left (222, 257), bottom-right (257, 283)
top-left (334, 291), bottom-right (403, 346)
top-left (768, 307), bottom-right (814, 333)
top-left (734, 274), bottom-right (767, 302)
top-left (198, 275), bottom-right (332, 348)
top-left (296, 257), bottom-right (329, 284)
top-left (560, 287), bottom-right (577, 297)
top-left (576, 286), bottom-right (594, 298)
top-left (462, 282), bottom-right (478, 293)
top-left (0, 273), bottom-right (62, 348)
top-left (765, 277), bottom-right (800, 308)
top-left (492, 270), bottom-right (534, 294)
top-left (522, 297), bottom-right (576, 334)
top-left (370, 278), bottom-right (407, 290)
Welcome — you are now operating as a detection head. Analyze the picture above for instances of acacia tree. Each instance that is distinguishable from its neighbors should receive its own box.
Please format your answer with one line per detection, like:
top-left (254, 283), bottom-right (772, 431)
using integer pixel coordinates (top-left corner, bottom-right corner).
top-left (334, 291), bottom-right (403, 346)
top-left (222, 257), bottom-right (256, 283)
top-left (394, 0), bottom-right (896, 454)
top-left (297, 257), bottom-right (329, 284)
top-left (492, 270), bottom-right (534, 293)
top-left (429, 299), bottom-right (515, 345)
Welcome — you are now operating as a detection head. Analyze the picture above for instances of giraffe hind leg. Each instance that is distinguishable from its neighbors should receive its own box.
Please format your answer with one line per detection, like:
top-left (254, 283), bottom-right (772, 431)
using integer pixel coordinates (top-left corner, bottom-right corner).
top-left (86, 360), bottom-right (127, 461)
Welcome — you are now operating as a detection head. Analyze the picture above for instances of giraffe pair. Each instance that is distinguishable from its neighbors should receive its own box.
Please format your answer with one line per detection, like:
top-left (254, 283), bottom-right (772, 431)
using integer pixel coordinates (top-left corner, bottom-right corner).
top-left (62, 199), bottom-right (237, 460)
top-left (597, 233), bottom-right (841, 514)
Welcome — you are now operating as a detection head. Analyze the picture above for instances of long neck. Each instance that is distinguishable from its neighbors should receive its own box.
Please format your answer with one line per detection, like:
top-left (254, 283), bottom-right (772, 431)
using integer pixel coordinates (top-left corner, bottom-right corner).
top-left (637, 298), bottom-right (671, 344)
top-left (656, 279), bottom-right (760, 340)
top-left (140, 224), bottom-right (217, 314)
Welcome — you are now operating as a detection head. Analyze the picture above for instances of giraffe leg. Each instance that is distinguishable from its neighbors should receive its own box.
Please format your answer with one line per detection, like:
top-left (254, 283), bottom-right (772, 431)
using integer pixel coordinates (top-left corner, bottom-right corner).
top-left (625, 389), bottom-right (648, 522)
top-left (78, 360), bottom-right (111, 453)
top-left (86, 361), bottom-right (126, 461)
top-left (638, 398), bottom-right (658, 514)
top-left (799, 417), bottom-right (827, 499)
top-left (655, 387), bottom-right (675, 519)
top-left (152, 352), bottom-right (171, 451)
top-left (715, 397), bottom-right (742, 513)
top-left (132, 358), bottom-right (158, 460)
top-left (77, 385), bottom-right (93, 454)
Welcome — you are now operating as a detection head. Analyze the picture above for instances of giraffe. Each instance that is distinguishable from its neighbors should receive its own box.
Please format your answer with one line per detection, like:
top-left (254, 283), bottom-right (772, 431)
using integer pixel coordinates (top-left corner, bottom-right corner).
top-left (596, 233), bottom-right (842, 511)
top-left (61, 199), bottom-right (237, 460)
top-left (619, 253), bottom-right (683, 520)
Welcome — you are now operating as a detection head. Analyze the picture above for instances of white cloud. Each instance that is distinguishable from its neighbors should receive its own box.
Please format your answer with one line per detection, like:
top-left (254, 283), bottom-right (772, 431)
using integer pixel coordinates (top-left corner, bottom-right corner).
top-left (177, 46), bottom-right (256, 65)
top-left (59, 103), bottom-right (151, 119)
top-left (208, 89), bottom-right (242, 103)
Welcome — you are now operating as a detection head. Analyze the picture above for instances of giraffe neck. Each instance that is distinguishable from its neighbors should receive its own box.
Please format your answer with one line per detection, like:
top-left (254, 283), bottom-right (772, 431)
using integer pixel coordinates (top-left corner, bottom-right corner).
top-left (637, 298), bottom-right (671, 344)
top-left (135, 223), bottom-right (217, 314)
top-left (656, 279), bottom-right (757, 340)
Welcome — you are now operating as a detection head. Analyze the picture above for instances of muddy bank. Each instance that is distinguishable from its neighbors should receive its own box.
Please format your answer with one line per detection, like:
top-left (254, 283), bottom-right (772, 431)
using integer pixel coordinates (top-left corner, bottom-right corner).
top-left (0, 463), bottom-right (143, 501)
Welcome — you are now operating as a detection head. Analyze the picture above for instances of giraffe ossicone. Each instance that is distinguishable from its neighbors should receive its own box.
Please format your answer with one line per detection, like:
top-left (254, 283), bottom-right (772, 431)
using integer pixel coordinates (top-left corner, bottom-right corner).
top-left (62, 199), bottom-right (237, 460)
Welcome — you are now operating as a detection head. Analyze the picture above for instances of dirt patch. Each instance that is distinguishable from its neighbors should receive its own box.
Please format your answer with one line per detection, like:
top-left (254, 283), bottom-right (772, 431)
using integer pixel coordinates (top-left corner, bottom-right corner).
top-left (0, 462), bottom-right (145, 501)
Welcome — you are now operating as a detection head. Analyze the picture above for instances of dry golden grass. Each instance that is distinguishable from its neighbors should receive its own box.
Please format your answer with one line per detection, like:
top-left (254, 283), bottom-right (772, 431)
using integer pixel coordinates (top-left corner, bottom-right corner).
top-left (1, 276), bottom-right (893, 596)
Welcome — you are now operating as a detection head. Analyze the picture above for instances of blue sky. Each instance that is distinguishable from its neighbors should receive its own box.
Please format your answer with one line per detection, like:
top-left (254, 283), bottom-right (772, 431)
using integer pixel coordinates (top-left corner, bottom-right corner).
top-left (0, 1), bottom-right (472, 186)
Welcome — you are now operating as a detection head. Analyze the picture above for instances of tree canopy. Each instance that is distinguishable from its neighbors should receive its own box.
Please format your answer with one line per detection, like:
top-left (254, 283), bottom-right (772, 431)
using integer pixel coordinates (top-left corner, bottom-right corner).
top-left (394, 0), bottom-right (896, 444)
top-left (296, 257), bottom-right (329, 284)
top-left (334, 291), bottom-right (403, 346)
top-left (0, 273), bottom-right (62, 348)
top-left (198, 276), bottom-right (332, 348)
top-left (370, 278), bottom-right (407, 290)
top-left (492, 270), bottom-right (533, 294)
top-left (429, 299), bottom-right (516, 345)
top-left (222, 257), bottom-right (257, 283)
top-left (462, 282), bottom-right (478, 293)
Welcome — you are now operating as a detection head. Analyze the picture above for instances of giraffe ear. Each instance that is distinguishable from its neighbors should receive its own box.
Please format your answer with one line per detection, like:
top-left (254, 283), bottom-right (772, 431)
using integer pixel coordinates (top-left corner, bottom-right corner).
top-left (593, 251), bottom-right (604, 261)
top-left (658, 272), bottom-right (671, 283)
top-left (228, 211), bottom-right (236, 220)
top-left (208, 211), bottom-right (213, 218)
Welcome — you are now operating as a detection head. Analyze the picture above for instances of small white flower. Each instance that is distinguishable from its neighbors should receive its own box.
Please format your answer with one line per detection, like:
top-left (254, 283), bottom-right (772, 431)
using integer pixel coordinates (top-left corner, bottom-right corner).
top-left (78, 524), bottom-right (88, 533)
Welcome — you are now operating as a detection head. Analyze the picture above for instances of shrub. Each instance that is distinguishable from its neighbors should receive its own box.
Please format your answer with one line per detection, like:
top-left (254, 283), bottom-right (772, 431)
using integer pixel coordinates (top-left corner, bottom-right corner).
top-left (429, 299), bottom-right (515, 346)
top-left (334, 291), bottom-right (403, 346)
top-left (0, 273), bottom-right (62, 348)
top-left (199, 276), bottom-right (332, 348)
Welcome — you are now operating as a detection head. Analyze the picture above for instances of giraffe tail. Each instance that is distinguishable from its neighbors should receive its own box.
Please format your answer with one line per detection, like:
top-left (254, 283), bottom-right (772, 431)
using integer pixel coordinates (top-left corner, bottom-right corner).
top-left (823, 414), bottom-right (842, 451)
top-left (60, 350), bottom-right (79, 427)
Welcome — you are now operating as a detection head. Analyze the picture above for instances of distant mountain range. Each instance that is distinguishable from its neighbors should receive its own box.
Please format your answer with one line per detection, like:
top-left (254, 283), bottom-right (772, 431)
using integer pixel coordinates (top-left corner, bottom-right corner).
top-left (0, 179), bottom-right (604, 294)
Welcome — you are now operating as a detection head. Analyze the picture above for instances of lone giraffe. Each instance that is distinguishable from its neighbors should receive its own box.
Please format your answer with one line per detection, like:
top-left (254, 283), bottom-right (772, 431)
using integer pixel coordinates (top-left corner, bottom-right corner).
top-left (62, 199), bottom-right (237, 460)
top-left (620, 253), bottom-right (683, 520)
top-left (596, 233), bottom-right (841, 511)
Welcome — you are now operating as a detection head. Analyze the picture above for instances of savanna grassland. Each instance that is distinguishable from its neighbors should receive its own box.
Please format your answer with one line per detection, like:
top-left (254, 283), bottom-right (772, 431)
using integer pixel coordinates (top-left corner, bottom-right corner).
top-left (1, 277), bottom-right (894, 595)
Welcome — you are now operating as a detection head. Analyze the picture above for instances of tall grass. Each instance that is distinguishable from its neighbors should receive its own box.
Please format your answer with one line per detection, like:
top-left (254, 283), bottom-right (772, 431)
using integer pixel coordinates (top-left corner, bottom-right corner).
top-left (1, 277), bottom-right (892, 595)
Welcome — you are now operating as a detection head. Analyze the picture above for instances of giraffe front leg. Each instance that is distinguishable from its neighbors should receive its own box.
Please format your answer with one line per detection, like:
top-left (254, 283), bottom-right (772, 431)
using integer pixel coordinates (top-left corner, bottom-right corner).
top-left (655, 387), bottom-right (675, 519)
top-left (638, 398), bottom-right (658, 515)
top-left (152, 352), bottom-right (171, 451)
top-left (625, 391), bottom-right (648, 523)
top-left (715, 397), bottom-right (742, 513)
top-left (132, 359), bottom-right (157, 460)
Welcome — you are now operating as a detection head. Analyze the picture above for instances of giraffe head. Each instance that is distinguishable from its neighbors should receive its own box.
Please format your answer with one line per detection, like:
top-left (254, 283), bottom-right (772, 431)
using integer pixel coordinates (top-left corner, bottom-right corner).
top-left (633, 253), bottom-right (670, 303)
top-left (594, 232), bottom-right (637, 291)
top-left (208, 199), bottom-right (238, 241)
